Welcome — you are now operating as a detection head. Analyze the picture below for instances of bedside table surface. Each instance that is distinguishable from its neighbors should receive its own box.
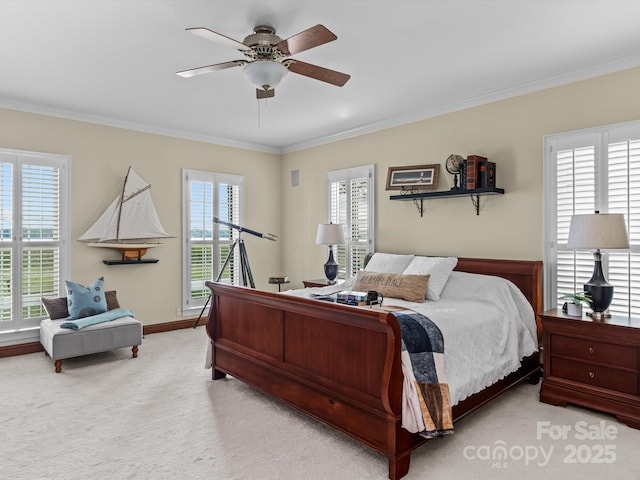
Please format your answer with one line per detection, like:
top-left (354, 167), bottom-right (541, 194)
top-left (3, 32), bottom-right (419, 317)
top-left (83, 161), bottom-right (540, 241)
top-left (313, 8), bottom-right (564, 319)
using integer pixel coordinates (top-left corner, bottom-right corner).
top-left (303, 279), bottom-right (343, 288)
top-left (541, 308), bottom-right (640, 330)
top-left (305, 278), bottom-right (330, 284)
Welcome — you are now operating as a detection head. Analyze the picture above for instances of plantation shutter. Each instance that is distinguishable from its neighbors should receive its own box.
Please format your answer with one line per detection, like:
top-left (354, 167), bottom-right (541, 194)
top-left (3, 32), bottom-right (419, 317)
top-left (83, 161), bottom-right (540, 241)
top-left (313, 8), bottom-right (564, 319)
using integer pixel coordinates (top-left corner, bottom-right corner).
top-left (554, 142), bottom-right (597, 303)
top-left (0, 162), bottom-right (13, 323)
top-left (328, 165), bottom-right (374, 280)
top-left (545, 122), bottom-right (640, 315)
top-left (22, 164), bottom-right (62, 320)
top-left (188, 178), bottom-right (214, 305)
top-left (216, 181), bottom-right (241, 285)
top-left (349, 177), bottom-right (370, 275)
top-left (329, 177), bottom-right (348, 278)
top-left (606, 137), bottom-right (640, 316)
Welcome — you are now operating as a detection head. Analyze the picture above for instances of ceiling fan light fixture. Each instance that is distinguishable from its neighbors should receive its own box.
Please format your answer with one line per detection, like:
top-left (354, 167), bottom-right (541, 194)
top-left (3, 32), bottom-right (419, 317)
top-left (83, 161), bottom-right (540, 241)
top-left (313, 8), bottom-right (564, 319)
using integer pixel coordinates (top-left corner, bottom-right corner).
top-left (243, 61), bottom-right (288, 91)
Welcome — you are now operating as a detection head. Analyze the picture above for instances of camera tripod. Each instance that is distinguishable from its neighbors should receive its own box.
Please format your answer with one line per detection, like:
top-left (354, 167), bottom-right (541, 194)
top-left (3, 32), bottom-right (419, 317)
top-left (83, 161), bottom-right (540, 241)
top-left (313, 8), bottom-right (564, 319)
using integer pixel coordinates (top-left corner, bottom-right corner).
top-left (193, 217), bottom-right (276, 328)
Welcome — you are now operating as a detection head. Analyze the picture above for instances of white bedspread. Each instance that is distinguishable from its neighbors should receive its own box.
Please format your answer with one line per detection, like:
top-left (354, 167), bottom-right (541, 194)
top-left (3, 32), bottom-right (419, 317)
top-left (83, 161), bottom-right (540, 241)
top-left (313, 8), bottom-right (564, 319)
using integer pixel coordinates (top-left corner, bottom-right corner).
top-left (284, 271), bottom-right (538, 407)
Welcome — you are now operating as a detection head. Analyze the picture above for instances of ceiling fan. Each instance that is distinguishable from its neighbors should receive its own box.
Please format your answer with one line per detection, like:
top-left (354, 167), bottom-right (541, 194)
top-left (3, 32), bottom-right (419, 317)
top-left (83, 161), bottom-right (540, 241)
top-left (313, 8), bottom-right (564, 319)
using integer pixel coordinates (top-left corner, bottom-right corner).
top-left (176, 24), bottom-right (351, 99)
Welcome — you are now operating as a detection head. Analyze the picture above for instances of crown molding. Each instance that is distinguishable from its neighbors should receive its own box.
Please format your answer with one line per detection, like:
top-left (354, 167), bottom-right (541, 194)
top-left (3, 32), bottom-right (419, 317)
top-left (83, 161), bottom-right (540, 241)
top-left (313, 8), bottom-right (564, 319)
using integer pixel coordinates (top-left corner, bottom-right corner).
top-left (0, 97), bottom-right (282, 155)
top-left (281, 54), bottom-right (640, 154)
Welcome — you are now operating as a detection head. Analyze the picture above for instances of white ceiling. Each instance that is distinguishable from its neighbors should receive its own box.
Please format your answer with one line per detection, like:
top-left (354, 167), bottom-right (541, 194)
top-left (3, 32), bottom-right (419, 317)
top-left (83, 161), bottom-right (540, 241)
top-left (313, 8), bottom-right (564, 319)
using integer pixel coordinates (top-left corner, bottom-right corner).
top-left (1, 1), bottom-right (640, 154)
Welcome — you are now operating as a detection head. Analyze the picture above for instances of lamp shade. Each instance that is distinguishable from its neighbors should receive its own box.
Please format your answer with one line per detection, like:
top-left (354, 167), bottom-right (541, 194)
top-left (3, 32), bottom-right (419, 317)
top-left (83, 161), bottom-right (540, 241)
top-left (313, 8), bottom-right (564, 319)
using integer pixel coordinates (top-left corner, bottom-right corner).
top-left (243, 61), bottom-right (288, 90)
top-left (567, 213), bottom-right (630, 250)
top-left (316, 223), bottom-right (345, 245)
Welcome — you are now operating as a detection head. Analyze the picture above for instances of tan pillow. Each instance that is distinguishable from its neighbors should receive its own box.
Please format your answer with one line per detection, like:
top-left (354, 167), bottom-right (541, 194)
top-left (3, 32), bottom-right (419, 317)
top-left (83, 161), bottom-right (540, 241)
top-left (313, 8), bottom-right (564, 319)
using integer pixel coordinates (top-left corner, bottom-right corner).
top-left (353, 272), bottom-right (430, 303)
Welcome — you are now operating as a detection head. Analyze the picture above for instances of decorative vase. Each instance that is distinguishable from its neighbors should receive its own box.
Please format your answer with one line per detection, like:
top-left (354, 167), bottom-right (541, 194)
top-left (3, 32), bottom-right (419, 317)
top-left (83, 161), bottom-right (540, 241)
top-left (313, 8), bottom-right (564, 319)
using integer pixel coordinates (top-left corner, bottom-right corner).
top-left (567, 303), bottom-right (582, 317)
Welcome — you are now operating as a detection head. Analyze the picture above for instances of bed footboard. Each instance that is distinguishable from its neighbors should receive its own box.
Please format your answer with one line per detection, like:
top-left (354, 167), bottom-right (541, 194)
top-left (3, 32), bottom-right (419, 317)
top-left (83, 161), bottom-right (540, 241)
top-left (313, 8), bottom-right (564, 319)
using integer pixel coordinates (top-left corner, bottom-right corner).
top-left (205, 281), bottom-right (423, 478)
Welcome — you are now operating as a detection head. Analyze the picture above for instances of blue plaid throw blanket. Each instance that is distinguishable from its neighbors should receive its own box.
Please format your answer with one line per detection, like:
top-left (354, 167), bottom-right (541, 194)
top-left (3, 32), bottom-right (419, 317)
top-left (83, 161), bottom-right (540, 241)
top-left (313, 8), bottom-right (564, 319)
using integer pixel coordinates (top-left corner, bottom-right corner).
top-left (392, 309), bottom-right (454, 438)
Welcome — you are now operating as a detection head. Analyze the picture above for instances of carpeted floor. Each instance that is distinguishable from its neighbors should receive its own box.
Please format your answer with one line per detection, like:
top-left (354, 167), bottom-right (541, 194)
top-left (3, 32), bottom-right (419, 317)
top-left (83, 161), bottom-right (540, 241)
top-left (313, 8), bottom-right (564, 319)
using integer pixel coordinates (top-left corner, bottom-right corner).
top-left (2, 327), bottom-right (639, 480)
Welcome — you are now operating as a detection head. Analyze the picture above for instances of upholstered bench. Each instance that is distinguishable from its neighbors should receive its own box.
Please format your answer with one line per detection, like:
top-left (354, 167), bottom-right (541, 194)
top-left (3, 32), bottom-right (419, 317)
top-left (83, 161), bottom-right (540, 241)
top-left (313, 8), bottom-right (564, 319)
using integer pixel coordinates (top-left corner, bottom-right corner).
top-left (40, 290), bottom-right (142, 373)
top-left (40, 315), bottom-right (142, 373)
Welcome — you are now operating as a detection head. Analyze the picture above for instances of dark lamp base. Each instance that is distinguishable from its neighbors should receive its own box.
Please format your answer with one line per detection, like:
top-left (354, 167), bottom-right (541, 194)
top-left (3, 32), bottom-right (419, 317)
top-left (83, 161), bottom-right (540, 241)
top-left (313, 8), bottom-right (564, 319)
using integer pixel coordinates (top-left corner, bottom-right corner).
top-left (584, 283), bottom-right (614, 313)
top-left (584, 251), bottom-right (614, 314)
top-left (324, 248), bottom-right (339, 283)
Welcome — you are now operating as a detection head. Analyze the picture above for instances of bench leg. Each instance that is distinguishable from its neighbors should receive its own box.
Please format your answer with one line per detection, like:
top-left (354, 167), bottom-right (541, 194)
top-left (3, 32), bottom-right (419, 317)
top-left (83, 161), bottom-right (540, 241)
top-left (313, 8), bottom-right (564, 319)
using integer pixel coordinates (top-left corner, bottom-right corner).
top-left (50, 345), bottom-right (139, 372)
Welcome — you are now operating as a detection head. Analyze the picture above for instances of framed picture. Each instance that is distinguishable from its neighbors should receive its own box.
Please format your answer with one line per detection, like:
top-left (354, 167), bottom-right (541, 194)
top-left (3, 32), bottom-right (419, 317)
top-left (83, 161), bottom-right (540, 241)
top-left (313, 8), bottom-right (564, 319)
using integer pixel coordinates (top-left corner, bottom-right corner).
top-left (385, 164), bottom-right (440, 190)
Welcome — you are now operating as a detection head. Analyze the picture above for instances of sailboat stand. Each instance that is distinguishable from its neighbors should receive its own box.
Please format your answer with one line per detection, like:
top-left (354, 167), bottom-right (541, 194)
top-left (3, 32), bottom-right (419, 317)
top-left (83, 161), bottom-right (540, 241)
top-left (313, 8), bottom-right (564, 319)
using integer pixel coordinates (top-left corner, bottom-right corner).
top-left (101, 245), bottom-right (161, 265)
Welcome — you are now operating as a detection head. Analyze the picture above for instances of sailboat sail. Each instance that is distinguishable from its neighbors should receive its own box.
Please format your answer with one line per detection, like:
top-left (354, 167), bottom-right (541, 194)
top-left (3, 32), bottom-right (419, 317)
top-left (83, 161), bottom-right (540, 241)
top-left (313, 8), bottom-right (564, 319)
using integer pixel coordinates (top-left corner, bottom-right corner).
top-left (79, 167), bottom-right (171, 259)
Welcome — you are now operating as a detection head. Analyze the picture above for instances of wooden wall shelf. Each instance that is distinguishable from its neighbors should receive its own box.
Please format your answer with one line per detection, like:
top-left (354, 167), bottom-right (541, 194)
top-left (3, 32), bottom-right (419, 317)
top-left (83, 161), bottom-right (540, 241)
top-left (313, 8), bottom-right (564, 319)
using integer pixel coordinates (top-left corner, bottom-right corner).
top-left (103, 259), bottom-right (159, 265)
top-left (389, 187), bottom-right (505, 216)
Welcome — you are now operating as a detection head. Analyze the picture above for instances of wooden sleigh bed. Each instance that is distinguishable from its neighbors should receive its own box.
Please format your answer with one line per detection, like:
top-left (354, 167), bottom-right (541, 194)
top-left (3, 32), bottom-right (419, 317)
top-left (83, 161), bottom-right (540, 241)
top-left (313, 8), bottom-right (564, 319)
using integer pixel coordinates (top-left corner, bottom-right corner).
top-left (205, 257), bottom-right (542, 480)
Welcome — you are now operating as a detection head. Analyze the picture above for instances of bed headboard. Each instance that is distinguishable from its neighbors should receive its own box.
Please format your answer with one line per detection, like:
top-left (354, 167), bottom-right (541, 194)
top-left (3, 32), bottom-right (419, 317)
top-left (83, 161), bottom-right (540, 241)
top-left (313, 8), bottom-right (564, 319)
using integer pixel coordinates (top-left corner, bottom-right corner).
top-left (454, 257), bottom-right (543, 315)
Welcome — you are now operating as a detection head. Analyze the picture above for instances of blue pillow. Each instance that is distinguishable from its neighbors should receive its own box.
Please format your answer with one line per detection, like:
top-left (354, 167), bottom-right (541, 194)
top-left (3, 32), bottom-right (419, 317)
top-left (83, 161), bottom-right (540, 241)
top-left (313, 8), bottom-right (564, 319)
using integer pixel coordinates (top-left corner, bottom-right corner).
top-left (66, 277), bottom-right (107, 319)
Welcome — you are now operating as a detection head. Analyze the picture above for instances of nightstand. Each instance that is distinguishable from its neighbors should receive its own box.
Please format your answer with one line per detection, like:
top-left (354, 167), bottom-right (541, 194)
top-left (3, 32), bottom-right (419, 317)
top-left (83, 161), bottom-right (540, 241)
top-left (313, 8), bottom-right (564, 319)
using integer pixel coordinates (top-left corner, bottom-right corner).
top-left (303, 279), bottom-right (338, 288)
top-left (539, 308), bottom-right (640, 429)
top-left (268, 276), bottom-right (290, 292)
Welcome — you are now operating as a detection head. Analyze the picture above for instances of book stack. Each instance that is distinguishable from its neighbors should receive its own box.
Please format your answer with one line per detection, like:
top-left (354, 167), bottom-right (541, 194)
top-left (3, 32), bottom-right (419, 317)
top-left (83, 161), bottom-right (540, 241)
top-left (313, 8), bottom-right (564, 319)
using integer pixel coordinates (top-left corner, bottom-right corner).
top-left (462, 155), bottom-right (496, 190)
top-left (477, 159), bottom-right (496, 188)
top-left (336, 291), bottom-right (368, 306)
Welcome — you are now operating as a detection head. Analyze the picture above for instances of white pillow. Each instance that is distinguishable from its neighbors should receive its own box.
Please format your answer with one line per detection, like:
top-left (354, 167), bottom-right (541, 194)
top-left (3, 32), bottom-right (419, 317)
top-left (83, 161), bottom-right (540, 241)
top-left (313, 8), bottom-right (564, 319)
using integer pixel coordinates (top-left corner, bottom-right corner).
top-left (402, 256), bottom-right (458, 301)
top-left (364, 253), bottom-right (415, 274)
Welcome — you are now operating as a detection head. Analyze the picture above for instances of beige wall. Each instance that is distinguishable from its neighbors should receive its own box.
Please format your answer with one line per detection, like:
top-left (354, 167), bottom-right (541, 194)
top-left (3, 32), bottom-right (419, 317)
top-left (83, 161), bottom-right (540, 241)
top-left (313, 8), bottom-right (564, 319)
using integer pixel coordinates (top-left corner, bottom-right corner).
top-left (0, 109), bottom-right (281, 326)
top-left (2, 66), bottom-right (640, 329)
top-left (281, 67), bottom-right (640, 287)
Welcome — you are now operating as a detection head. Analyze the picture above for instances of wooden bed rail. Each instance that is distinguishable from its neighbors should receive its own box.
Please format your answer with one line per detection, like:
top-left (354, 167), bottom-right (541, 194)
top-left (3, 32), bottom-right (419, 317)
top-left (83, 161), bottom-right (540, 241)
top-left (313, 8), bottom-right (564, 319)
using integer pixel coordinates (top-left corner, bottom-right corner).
top-left (205, 257), bottom-right (543, 480)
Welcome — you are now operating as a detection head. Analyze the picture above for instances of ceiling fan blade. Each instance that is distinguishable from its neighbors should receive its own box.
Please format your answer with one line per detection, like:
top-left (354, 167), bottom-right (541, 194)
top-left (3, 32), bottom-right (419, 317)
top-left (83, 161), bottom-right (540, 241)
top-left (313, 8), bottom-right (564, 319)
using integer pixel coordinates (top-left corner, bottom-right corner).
top-left (186, 27), bottom-right (251, 51)
top-left (176, 60), bottom-right (246, 78)
top-left (287, 60), bottom-right (350, 87)
top-left (256, 88), bottom-right (275, 99)
top-left (276, 24), bottom-right (337, 56)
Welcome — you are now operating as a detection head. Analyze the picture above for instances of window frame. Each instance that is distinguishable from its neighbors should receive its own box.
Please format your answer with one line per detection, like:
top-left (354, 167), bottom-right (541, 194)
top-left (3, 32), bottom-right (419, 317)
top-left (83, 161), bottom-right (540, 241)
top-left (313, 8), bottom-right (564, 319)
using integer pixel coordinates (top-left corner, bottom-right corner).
top-left (543, 119), bottom-right (640, 314)
top-left (326, 164), bottom-right (375, 280)
top-left (0, 148), bottom-right (70, 342)
top-left (181, 168), bottom-right (244, 315)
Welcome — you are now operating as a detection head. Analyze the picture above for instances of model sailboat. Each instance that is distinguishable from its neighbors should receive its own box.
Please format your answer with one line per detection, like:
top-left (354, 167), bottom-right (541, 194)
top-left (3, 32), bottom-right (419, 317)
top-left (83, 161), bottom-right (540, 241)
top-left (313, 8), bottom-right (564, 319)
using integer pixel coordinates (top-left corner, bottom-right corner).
top-left (79, 167), bottom-right (172, 263)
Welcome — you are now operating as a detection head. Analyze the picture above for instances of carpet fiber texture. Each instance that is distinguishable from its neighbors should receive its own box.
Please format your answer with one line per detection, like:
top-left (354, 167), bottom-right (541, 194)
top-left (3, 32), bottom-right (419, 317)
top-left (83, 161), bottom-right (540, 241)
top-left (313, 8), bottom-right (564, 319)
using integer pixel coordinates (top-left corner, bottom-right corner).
top-left (1, 327), bottom-right (639, 479)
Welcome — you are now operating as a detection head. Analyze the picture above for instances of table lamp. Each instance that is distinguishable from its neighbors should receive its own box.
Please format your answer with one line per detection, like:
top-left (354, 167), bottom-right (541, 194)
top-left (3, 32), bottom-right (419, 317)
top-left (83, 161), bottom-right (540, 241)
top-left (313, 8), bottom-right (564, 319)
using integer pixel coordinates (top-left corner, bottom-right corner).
top-left (567, 211), bottom-right (630, 318)
top-left (315, 223), bottom-right (345, 284)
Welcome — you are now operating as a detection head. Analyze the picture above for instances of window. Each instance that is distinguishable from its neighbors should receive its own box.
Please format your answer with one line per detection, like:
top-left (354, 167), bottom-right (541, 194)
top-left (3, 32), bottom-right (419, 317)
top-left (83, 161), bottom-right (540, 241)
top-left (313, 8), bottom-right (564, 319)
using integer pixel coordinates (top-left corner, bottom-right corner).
top-left (544, 121), bottom-right (640, 316)
top-left (0, 148), bottom-right (69, 335)
top-left (327, 165), bottom-right (375, 280)
top-left (182, 169), bottom-right (243, 313)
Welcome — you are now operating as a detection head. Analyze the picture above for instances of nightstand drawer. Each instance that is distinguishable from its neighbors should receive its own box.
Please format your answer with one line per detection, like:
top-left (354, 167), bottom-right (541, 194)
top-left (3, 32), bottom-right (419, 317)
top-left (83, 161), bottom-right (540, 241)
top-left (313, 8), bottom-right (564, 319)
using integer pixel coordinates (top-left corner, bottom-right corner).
top-left (551, 334), bottom-right (637, 369)
top-left (550, 357), bottom-right (638, 395)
